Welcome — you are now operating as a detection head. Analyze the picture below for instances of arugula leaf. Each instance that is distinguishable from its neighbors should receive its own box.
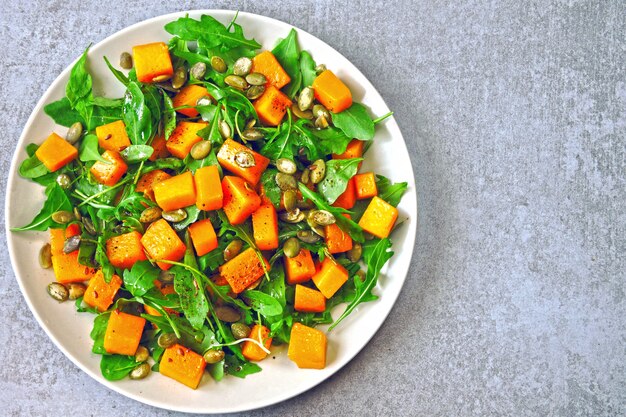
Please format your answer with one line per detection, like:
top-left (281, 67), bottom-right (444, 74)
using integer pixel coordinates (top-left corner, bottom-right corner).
top-left (272, 29), bottom-right (301, 97)
top-left (224, 354), bottom-right (262, 378)
top-left (164, 15), bottom-right (261, 52)
top-left (243, 290), bottom-right (283, 318)
top-left (79, 133), bottom-right (107, 163)
top-left (123, 260), bottom-right (159, 297)
top-left (259, 116), bottom-right (293, 160)
top-left (90, 313), bottom-right (110, 354)
top-left (260, 168), bottom-right (281, 209)
top-left (172, 264), bottom-right (209, 330)
top-left (100, 354), bottom-right (137, 381)
top-left (299, 50), bottom-right (317, 87)
top-left (308, 125), bottom-right (353, 155)
top-left (103, 55), bottom-right (129, 86)
top-left (12, 183), bottom-right (72, 231)
top-left (376, 175), bottom-right (408, 207)
top-left (171, 205), bottom-right (200, 232)
top-left (18, 144), bottom-right (49, 179)
top-left (142, 313), bottom-right (218, 354)
top-left (332, 102), bottom-right (375, 140)
top-left (44, 97), bottom-right (84, 127)
top-left (66, 46), bottom-right (94, 129)
top-left (317, 158), bottom-right (362, 204)
top-left (120, 145), bottom-right (154, 163)
top-left (162, 91), bottom-right (176, 140)
top-left (123, 81), bottom-right (152, 145)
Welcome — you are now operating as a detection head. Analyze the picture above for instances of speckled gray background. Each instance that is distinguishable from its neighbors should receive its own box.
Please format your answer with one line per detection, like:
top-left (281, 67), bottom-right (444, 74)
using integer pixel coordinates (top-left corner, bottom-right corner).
top-left (1, 1), bottom-right (624, 416)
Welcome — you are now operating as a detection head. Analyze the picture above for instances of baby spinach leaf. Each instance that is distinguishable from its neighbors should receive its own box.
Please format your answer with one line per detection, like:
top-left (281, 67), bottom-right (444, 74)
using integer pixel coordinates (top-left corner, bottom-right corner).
top-left (224, 354), bottom-right (262, 378)
top-left (172, 265), bottom-right (209, 331)
top-left (308, 125), bottom-right (353, 155)
top-left (123, 81), bottom-right (152, 145)
top-left (162, 91), bottom-right (176, 140)
top-left (44, 97), bottom-right (85, 127)
top-left (165, 15), bottom-right (260, 52)
top-left (332, 102), bottom-right (375, 140)
top-left (272, 29), bottom-right (301, 97)
top-left (208, 360), bottom-right (225, 381)
top-left (299, 50), bottom-right (317, 87)
top-left (260, 168), bottom-right (281, 209)
top-left (79, 134), bottom-right (107, 163)
top-left (90, 312), bottom-right (110, 354)
top-left (12, 183), bottom-right (72, 231)
top-left (66, 46), bottom-right (94, 129)
top-left (123, 260), bottom-right (159, 297)
top-left (376, 175), bottom-right (408, 207)
top-left (18, 144), bottom-right (49, 179)
top-left (120, 145), bottom-right (154, 163)
top-left (243, 290), bottom-right (283, 318)
top-left (100, 354), bottom-right (137, 381)
top-left (317, 158), bottom-right (362, 204)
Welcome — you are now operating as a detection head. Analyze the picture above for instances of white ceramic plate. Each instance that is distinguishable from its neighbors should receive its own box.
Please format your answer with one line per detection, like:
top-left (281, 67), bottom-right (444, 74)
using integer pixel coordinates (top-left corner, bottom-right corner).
top-left (5, 10), bottom-right (417, 414)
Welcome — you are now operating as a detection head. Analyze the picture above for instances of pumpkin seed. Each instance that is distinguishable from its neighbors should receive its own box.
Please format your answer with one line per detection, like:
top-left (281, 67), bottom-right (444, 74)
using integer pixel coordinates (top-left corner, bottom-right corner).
top-left (246, 119), bottom-right (257, 129)
top-left (356, 270), bottom-right (366, 282)
top-left (245, 85), bottom-right (265, 100)
top-left (297, 230), bottom-right (321, 243)
top-left (120, 52), bottom-right (133, 69)
top-left (298, 87), bottom-right (314, 111)
top-left (234, 150), bottom-right (256, 168)
top-left (82, 217), bottom-right (96, 235)
top-left (312, 104), bottom-right (331, 120)
top-left (159, 270), bottom-right (175, 284)
top-left (68, 283), bottom-right (86, 300)
top-left (315, 64), bottom-right (327, 74)
top-left (139, 206), bottom-right (162, 223)
top-left (291, 104), bottom-right (313, 120)
top-left (315, 115), bottom-right (330, 129)
top-left (66, 122), bottom-right (83, 144)
top-left (129, 363), bottom-right (151, 380)
top-left (196, 95), bottom-right (213, 107)
top-left (311, 224), bottom-right (326, 238)
top-left (73, 207), bottom-right (82, 221)
top-left (155, 82), bottom-right (179, 93)
top-left (311, 210), bottom-right (336, 226)
top-left (233, 57), bottom-right (252, 76)
top-left (279, 208), bottom-right (305, 223)
top-left (241, 128), bottom-right (264, 141)
top-left (162, 209), bottom-right (187, 223)
top-left (300, 168), bottom-right (310, 184)
top-left (283, 237), bottom-right (301, 258)
top-left (231, 322), bottom-right (251, 339)
top-left (245, 72), bottom-right (266, 86)
top-left (51, 210), bottom-right (74, 224)
top-left (346, 242), bottom-right (363, 262)
top-left (276, 158), bottom-right (297, 175)
top-left (297, 198), bottom-right (316, 209)
top-left (219, 120), bottom-right (232, 139)
top-left (203, 349), bottom-right (225, 364)
top-left (283, 190), bottom-right (298, 212)
top-left (224, 74), bottom-right (248, 90)
top-left (224, 240), bottom-right (243, 262)
top-left (157, 333), bottom-right (179, 349)
top-left (171, 66), bottom-right (187, 89)
top-left (134, 345), bottom-right (149, 362)
top-left (275, 172), bottom-right (296, 191)
top-left (39, 243), bottom-right (52, 269)
top-left (214, 305), bottom-right (241, 323)
top-left (190, 140), bottom-right (212, 160)
top-left (56, 173), bottom-right (71, 189)
top-left (309, 159), bottom-right (326, 184)
top-left (47, 282), bottom-right (68, 302)
top-left (210, 56), bottom-right (227, 73)
top-left (152, 74), bottom-right (171, 83)
top-left (191, 61), bottom-right (208, 79)
top-left (63, 235), bottom-right (81, 254)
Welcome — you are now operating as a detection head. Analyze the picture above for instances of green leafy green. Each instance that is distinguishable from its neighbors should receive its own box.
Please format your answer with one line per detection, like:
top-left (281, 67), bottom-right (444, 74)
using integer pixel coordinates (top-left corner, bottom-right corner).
top-left (66, 47), bottom-right (94, 129)
top-left (123, 82), bottom-right (152, 145)
top-left (299, 50), bottom-right (317, 87)
top-left (260, 168), bottom-right (281, 209)
top-left (120, 145), bottom-right (154, 163)
top-left (162, 91), bottom-right (176, 140)
top-left (243, 290), bottom-right (283, 318)
top-left (12, 184), bottom-right (72, 231)
top-left (79, 134), bottom-right (107, 163)
top-left (376, 175), bottom-right (408, 207)
top-left (103, 55), bottom-right (129, 86)
top-left (90, 313), bottom-right (110, 354)
top-left (260, 115), bottom-right (293, 160)
top-left (164, 15), bottom-right (261, 52)
top-left (18, 144), bottom-right (49, 179)
top-left (332, 102), bottom-right (375, 140)
top-left (317, 158), bottom-right (362, 204)
top-left (224, 354), bottom-right (262, 378)
top-left (100, 354), bottom-right (138, 381)
top-left (123, 261), bottom-right (159, 297)
top-left (272, 29), bottom-right (301, 97)
top-left (44, 97), bottom-right (84, 127)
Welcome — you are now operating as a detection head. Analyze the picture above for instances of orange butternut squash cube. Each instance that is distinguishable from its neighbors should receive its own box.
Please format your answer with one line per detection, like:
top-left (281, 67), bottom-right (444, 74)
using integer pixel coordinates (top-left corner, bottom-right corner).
top-left (149, 135), bottom-right (170, 161)
top-left (105, 231), bottom-right (147, 269)
top-left (194, 165), bottom-right (223, 211)
top-left (325, 221), bottom-right (353, 254)
top-left (49, 228), bottom-right (98, 283)
top-left (83, 270), bottom-right (123, 312)
top-left (332, 177), bottom-right (356, 210)
top-left (358, 196), bottom-right (399, 238)
top-left (153, 171), bottom-right (197, 212)
top-left (332, 139), bottom-right (364, 160)
top-left (136, 169), bottom-right (172, 202)
top-left (312, 70), bottom-right (353, 113)
top-left (35, 133), bottom-right (78, 172)
top-left (312, 257), bottom-right (349, 298)
top-left (252, 204), bottom-right (279, 250)
top-left (160, 344), bottom-right (206, 389)
top-left (288, 322), bottom-right (327, 369)
top-left (284, 249), bottom-right (316, 285)
top-left (132, 42), bottom-right (174, 83)
top-left (49, 226), bottom-right (79, 255)
top-left (354, 172), bottom-right (378, 199)
top-left (219, 247), bottom-right (269, 294)
top-left (95, 120), bottom-right (131, 152)
top-left (221, 176), bottom-right (262, 225)
top-left (90, 150), bottom-right (128, 186)
top-left (294, 285), bottom-right (326, 313)
top-left (140, 219), bottom-right (186, 270)
top-left (172, 85), bottom-right (210, 118)
top-left (188, 219), bottom-right (218, 256)
top-left (242, 324), bottom-right (272, 362)
top-left (103, 310), bottom-right (146, 356)
top-left (166, 121), bottom-right (207, 159)
top-left (217, 139), bottom-right (269, 186)
top-left (253, 85), bottom-right (292, 126)
top-left (251, 50), bottom-right (291, 89)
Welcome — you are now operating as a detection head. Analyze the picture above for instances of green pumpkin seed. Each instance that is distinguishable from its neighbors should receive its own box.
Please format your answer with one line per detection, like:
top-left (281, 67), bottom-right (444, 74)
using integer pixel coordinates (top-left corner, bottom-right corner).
top-left (210, 56), bottom-right (227, 73)
top-left (139, 206), bottom-right (162, 223)
top-left (241, 128), bottom-right (264, 141)
top-left (283, 237), bottom-right (301, 258)
top-left (66, 122), bottom-right (83, 144)
top-left (246, 119), bottom-right (257, 129)
top-left (155, 82), bottom-right (180, 93)
top-left (152, 74), bottom-right (171, 83)
top-left (279, 208), bottom-right (305, 223)
top-left (190, 140), bottom-right (212, 160)
top-left (315, 115), bottom-right (330, 129)
top-left (162, 209), bottom-right (187, 223)
top-left (56, 174), bottom-right (71, 189)
top-left (82, 217), bottom-right (96, 235)
top-left (246, 85), bottom-right (265, 100)
top-left (312, 104), bottom-right (331, 120)
top-left (120, 52), bottom-right (133, 69)
top-left (311, 224), bottom-right (326, 238)
top-left (225, 74), bottom-right (248, 90)
top-left (346, 242), bottom-right (363, 262)
top-left (311, 210), bottom-right (335, 226)
top-left (300, 168), bottom-right (310, 184)
top-left (157, 333), bottom-right (179, 349)
top-left (315, 64), bottom-right (327, 75)
top-left (135, 345), bottom-right (149, 362)
top-left (129, 363), bottom-right (151, 380)
top-left (51, 210), bottom-right (74, 224)
top-left (355, 270), bottom-right (366, 282)
top-left (214, 305), bottom-right (241, 323)
top-left (309, 159), bottom-right (326, 184)
top-left (203, 349), bottom-right (225, 364)
top-left (196, 95), bottom-right (213, 107)
top-left (276, 158), bottom-right (297, 174)
top-left (296, 230), bottom-right (321, 243)
top-left (245, 72), bottom-right (266, 86)
top-left (219, 120), bottom-right (232, 139)
top-left (282, 190), bottom-right (298, 212)
top-left (39, 243), bottom-right (52, 269)
top-left (234, 150), bottom-right (256, 168)
top-left (68, 283), bottom-right (86, 300)
top-left (47, 282), bottom-right (68, 302)
top-left (159, 270), bottom-right (175, 284)
top-left (63, 235), bottom-right (81, 254)
top-left (171, 66), bottom-right (187, 89)
top-left (298, 87), bottom-right (314, 111)
top-left (73, 207), bottom-right (82, 221)
top-left (291, 104), bottom-right (313, 120)
top-left (231, 322), bottom-right (251, 339)
top-left (191, 62), bottom-right (208, 79)
top-left (233, 57), bottom-right (252, 76)
top-left (275, 172), bottom-right (297, 191)
top-left (224, 239), bottom-right (243, 262)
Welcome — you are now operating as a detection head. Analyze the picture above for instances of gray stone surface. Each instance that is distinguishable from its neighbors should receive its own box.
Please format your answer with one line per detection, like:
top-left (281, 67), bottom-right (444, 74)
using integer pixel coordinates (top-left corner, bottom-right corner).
top-left (1, 1), bottom-right (624, 416)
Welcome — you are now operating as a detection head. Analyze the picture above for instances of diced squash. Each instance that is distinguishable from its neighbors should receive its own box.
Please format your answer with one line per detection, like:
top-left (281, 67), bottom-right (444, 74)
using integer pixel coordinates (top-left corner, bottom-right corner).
top-left (332, 139), bottom-right (364, 160)
top-left (49, 229), bottom-right (98, 283)
top-left (83, 270), bottom-right (123, 312)
top-left (149, 135), bottom-right (170, 161)
top-left (90, 150), bottom-right (128, 186)
top-left (251, 51), bottom-right (291, 89)
top-left (103, 310), bottom-right (146, 356)
top-left (132, 42), bottom-right (174, 83)
top-left (172, 85), bottom-right (210, 118)
top-left (354, 172), bottom-right (378, 199)
top-left (217, 139), bottom-right (269, 186)
top-left (288, 322), bottom-right (327, 369)
top-left (284, 249), bottom-right (316, 285)
top-left (294, 285), bottom-right (326, 313)
top-left (221, 176), bottom-right (262, 225)
top-left (194, 165), bottom-right (223, 211)
top-left (166, 121), bottom-right (207, 159)
top-left (219, 247), bottom-right (269, 294)
top-left (252, 204), bottom-right (279, 250)
top-left (242, 324), bottom-right (272, 362)
top-left (332, 177), bottom-right (356, 210)
top-left (312, 70), bottom-right (353, 113)
top-left (136, 169), bottom-right (172, 201)
top-left (188, 219), bottom-right (218, 257)
top-left (325, 215), bottom-right (353, 254)
top-left (140, 219), bottom-right (186, 270)
top-left (153, 171), bottom-right (197, 212)
top-left (312, 257), bottom-right (349, 298)
top-left (95, 120), bottom-right (131, 152)
top-left (106, 231), bottom-right (146, 269)
top-left (358, 196), bottom-right (398, 238)
top-left (160, 344), bottom-right (206, 389)
top-left (253, 85), bottom-right (292, 126)
top-left (35, 133), bottom-right (77, 172)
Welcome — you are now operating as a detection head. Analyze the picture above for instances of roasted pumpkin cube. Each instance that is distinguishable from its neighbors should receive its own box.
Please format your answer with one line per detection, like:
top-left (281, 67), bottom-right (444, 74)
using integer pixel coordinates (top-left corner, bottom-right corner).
top-left (95, 120), bottom-right (131, 152)
top-left (105, 231), bottom-right (146, 269)
top-left (160, 344), bottom-right (206, 389)
top-left (172, 85), bottom-right (210, 118)
top-left (153, 171), bottom-right (197, 212)
top-left (313, 70), bottom-right (353, 113)
top-left (251, 50), bottom-right (291, 89)
top-left (284, 249), bottom-right (316, 285)
top-left (194, 165), bottom-right (223, 211)
top-left (103, 310), bottom-right (146, 356)
top-left (166, 121), bottom-right (207, 159)
top-left (312, 257), bottom-right (348, 298)
top-left (294, 284), bottom-right (326, 313)
top-left (140, 219), bottom-right (186, 270)
top-left (221, 176), bottom-right (262, 225)
top-left (35, 133), bottom-right (77, 172)
top-left (288, 322), bottom-right (327, 369)
top-left (136, 169), bottom-right (172, 201)
top-left (90, 150), bottom-right (127, 186)
top-left (216, 139), bottom-right (269, 186)
top-left (83, 270), bottom-right (123, 312)
top-left (242, 324), bottom-right (272, 362)
top-left (132, 42), bottom-right (174, 83)
top-left (188, 219), bottom-right (218, 257)
top-left (358, 196), bottom-right (399, 238)
top-left (253, 85), bottom-right (292, 126)
top-left (354, 172), bottom-right (378, 199)
top-left (219, 247), bottom-right (269, 294)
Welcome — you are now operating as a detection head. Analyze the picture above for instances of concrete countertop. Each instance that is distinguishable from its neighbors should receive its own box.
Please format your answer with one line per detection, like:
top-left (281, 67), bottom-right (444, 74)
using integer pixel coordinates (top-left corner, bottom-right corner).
top-left (1, 1), bottom-right (623, 416)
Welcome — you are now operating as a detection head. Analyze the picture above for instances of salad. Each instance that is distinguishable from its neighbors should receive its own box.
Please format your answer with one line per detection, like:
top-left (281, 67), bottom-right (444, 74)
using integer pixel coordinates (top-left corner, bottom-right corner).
top-left (12, 12), bottom-right (407, 389)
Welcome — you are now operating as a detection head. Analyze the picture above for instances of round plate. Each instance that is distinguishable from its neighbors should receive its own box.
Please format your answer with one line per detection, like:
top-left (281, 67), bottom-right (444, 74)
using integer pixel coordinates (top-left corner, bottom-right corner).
top-left (5, 10), bottom-right (417, 414)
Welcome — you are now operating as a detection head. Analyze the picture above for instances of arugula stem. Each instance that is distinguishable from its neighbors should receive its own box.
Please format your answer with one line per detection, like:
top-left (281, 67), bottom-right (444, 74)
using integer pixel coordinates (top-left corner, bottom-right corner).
top-left (76, 177), bottom-right (132, 207)
top-left (372, 111), bottom-right (393, 124)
